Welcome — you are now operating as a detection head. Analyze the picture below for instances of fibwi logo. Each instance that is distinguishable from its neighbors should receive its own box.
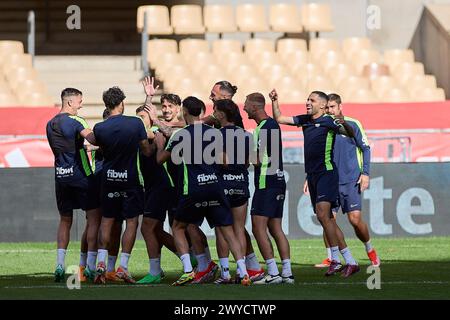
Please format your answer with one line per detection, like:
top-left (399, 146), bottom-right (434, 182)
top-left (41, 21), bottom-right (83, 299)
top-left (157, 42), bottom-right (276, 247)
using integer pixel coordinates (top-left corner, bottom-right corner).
top-left (56, 166), bottom-right (74, 175)
top-left (107, 169), bottom-right (128, 179)
top-left (223, 173), bottom-right (245, 182)
top-left (197, 173), bottom-right (217, 183)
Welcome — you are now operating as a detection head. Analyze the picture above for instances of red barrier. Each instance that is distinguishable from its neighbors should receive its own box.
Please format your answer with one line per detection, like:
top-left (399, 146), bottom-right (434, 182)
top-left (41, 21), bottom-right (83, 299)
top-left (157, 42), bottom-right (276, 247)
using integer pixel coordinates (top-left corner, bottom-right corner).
top-left (0, 107), bottom-right (59, 135)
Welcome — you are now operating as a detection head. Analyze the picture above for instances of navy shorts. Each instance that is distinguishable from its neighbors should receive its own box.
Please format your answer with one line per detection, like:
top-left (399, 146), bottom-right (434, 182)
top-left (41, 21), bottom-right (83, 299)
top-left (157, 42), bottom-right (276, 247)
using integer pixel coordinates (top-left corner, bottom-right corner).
top-left (175, 187), bottom-right (233, 228)
top-left (307, 170), bottom-right (339, 213)
top-left (223, 181), bottom-right (250, 208)
top-left (143, 185), bottom-right (174, 222)
top-left (101, 185), bottom-right (144, 220)
top-left (55, 176), bottom-right (100, 216)
top-left (333, 181), bottom-right (362, 214)
top-left (250, 187), bottom-right (286, 218)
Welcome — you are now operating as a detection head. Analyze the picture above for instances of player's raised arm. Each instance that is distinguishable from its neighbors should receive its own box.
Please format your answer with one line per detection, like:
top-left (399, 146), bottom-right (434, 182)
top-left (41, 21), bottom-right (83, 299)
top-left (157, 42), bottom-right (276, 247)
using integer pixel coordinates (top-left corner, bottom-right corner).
top-left (269, 89), bottom-right (296, 125)
top-left (155, 132), bottom-right (171, 164)
top-left (80, 128), bottom-right (97, 145)
top-left (334, 115), bottom-right (355, 138)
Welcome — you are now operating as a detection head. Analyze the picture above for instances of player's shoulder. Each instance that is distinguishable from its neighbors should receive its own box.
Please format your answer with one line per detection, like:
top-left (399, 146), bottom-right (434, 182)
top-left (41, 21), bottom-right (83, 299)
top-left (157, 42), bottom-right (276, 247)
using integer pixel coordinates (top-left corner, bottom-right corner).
top-left (262, 117), bottom-right (280, 129)
top-left (344, 116), bottom-right (363, 128)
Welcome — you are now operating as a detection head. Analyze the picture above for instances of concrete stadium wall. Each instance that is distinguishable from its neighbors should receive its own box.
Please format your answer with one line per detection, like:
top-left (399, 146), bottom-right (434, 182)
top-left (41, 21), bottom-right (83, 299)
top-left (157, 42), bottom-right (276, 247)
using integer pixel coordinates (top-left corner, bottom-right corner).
top-left (1, 163), bottom-right (450, 242)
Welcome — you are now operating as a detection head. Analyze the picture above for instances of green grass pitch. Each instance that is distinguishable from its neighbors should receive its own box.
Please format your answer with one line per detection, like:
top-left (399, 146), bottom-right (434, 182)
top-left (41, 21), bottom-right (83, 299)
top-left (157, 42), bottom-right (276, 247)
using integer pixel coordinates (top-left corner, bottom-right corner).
top-left (0, 237), bottom-right (449, 300)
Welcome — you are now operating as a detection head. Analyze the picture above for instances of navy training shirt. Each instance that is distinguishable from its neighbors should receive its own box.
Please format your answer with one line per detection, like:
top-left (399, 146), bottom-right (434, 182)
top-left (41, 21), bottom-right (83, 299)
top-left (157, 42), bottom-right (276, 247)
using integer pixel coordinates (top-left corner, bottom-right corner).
top-left (334, 116), bottom-right (371, 184)
top-left (46, 113), bottom-right (93, 184)
top-left (93, 114), bottom-right (147, 188)
top-left (253, 117), bottom-right (286, 190)
top-left (165, 123), bottom-right (221, 196)
top-left (293, 114), bottom-right (342, 174)
top-left (219, 125), bottom-right (251, 183)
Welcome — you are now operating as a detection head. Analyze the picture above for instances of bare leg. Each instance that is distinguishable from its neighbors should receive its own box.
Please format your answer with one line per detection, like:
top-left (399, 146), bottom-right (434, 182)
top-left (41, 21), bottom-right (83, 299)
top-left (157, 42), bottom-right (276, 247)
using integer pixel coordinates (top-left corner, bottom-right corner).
top-left (347, 211), bottom-right (370, 243)
top-left (267, 218), bottom-right (290, 260)
top-left (121, 217), bottom-right (139, 254)
top-left (251, 215), bottom-right (274, 260)
top-left (57, 214), bottom-right (73, 250)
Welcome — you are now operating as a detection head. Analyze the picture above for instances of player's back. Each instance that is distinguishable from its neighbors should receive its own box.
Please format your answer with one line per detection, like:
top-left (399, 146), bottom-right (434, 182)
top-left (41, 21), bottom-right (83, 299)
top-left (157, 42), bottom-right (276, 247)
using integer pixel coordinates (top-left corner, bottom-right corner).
top-left (93, 114), bottom-right (147, 188)
top-left (46, 113), bottom-right (93, 184)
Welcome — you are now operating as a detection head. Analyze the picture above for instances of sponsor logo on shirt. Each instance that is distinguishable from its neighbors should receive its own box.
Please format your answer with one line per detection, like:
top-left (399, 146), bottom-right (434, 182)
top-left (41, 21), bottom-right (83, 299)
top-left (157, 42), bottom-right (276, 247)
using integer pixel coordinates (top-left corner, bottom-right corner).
top-left (56, 166), bottom-right (74, 176)
top-left (197, 173), bottom-right (218, 183)
top-left (224, 188), bottom-right (246, 196)
top-left (276, 194), bottom-right (285, 201)
top-left (223, 173), bottom-right (245, 182)
top-left (194, 200), bottom-right (219, 208)
top-left (107, 169), bottom-right (128, 180)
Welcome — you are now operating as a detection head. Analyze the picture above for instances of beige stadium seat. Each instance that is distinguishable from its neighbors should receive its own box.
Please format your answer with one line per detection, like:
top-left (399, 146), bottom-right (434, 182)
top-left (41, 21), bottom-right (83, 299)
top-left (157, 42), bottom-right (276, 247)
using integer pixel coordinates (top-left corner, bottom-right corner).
top-left (179, 39), bottom-right (209, 59)
top-left (212, 40), bottom-right (242, 58)
top-left (281, 50), bottom-right (310, 67)
top-left (381, 88), bottom-right (411, 103)
top-left (309, 38), bottom-right (340, 54)
top-left (253, 52), bottom-right (282, 71)
top-left (278, 89), bottom-right (308, 103)
top-left (292, 63), bottom-right (324, 79)
top-left (307, 75), bottom-right (335, 93)
top-left (271, 75), bottom-right (306, 93)
top-left (301, 3), bottom-right (335, 33)
top-left (136, 6), bottom-right (173, 34)
top-left (236, 4), bottom-right (269, 33)
top-left (338, 76), bottom-right (371, 96)
top-left (351, 49), bottom-right (381, 74)
top-left (0, 41), bottom-right (24, 56)
top-left (277, 39), bottom-right (307, 59)
top-left (418, 88), bottom-right (446, 102)
top-left (154, 53), bottom-right (185, 77)
top-left (0, 92), bottom-right (19, 106)
top-left (261, 65), bottom-right (291, 86)
top-left (342, 37), bottom-right (372, 59)
top-left (238, 76), bottom-right (270, 94)
top-left (157, 64), bottom-right (191, 81)
top-left (171, 5), bottom-right (205, 34)
top-left (147, 39), bottom-right (178, 66)
top-left (316, 50), bottom-right (346, 68)
top-left (383, 49), bottom-right (415, 70)
top-left (221, 52), bottom-right (250, 69)
top-left (11, 78), bottom-right (47, 93)
top-left (327, 63), bottom-right (357, 86)
top-left (229, 64), bottom-right (259, 83)
top-left (1, 53), bottom-right (33, 71)
top-left (269, 3), bottom-right (303, 33)
top-left (20, 92), bottom-right (54, 106)
top-left (204, 4), bottom-right (237, 33)
top-left (245, 39), bottom-right (275, 58)
top-left (371, 76), bottom-right (400, 96)
top-left (392, 62), bottom-right (425, 84)
top-left (187, 52), bottom-right (217, 66)
top-left (361, 63), bottom-right (390, 79)
top-left (5, 67), bottom-right (38, 84)
top-left (346, 88), bottom-right (378, 103)
top-left (406, 75), bottom-right (437, 93)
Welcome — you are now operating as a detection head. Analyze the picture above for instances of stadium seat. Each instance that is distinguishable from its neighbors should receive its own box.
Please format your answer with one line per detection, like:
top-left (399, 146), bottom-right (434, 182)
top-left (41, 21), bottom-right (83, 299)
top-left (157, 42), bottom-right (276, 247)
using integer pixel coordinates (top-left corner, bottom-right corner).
top-left (0, 41), bottom-right (24, 56)
top-left (269, 3), bottom-right (303, 33)
top-left (315, 50), bottom-right (346, 68)
top-left (301, 3), bottom-right (335, 33)
top-left (154, 53), bottom-right (185, 77)
top-left (171, 5), bottom-right (205, 34)
top-left (383, 49), bottom-right (415, 70)
top-left (19, 92), bottom-right (55, 106)
top-left (371, 76), bottom-right (400, 96)
top-left (237, 76), bottom-right (270, 94)
top-left (1, 53), bottom-right (33, 71)
top-left (136, 6), bottom-right (173, 34)
top-left (147, 39), bottom-right (178, 66)
top-left (346, 88), bottom-right (378, 103)
top-left (351, 49), bottom-right (382, 74)
top-left (309, 38), bottom-right (340, 54)
top-left (261, 65), bottom-right (292, 87)
top-left (392, 62), bottom-right (425, 84)
top-left (245, 39), bottom-right (275, 58)
top-left (221, 53), bottom-right (250, 71)
top-left (307, 75), bottom-right (335, 93)
top-left (278, 88), bottom-right (308, 103)
top-left (418, 88), bottom-right (446, 102)
top-left (406, 75), bottom-right (438, 94)
top-left (4, 66), bottom-right (38, 84)
top-left (382, 88), bottom-right (411, 102)
top-left (0, 92), bottom-right (19, 106)
top-left (179, 39), bottom-right (210, 59)
top-left (338, 76), bottom-right (371, 96)
top-left (204, 4), bottom-right (237, 33)
top-left (253, 52), bottom-right (282, 71)
top-left (269, 75), bottom-right (306, 93)
top-left (186, 52), bottom-right (217, 66)
top-left (157, 64), bottom-right (191, 82)
top-left (229, 64), bottom-right (259, 84)
top-left (292, 63), bottom-right (324, 79)
top-left (342, 37), bottom-right (372, 59)
top-left (212, 39), bottom-right (242, 58)
top-left (361, 63), bottom-right (390, 79)
top-left (236, 4), bottom-right (269, 33)
top-left (281, 50), bottom-right (310, 67)
top-left (327, 63), bottom-right (358, 86)
top-left (277, 39), bottom-right (307, 60)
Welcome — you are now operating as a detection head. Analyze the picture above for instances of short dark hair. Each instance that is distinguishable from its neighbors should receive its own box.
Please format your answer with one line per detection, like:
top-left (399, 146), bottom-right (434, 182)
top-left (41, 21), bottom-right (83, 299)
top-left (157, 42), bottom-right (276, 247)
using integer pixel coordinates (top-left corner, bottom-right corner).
top-left (182, 96), bottom-right (205, 117)
top-left (61, 88), bottom-right (82, 101)
top-left (310, 91), bottom-right (329, 103)
top-left (214, 99), bottom-right (244, 129)
top-left (102, 108), bottom-right (110, 120)
top-left (135, 105), bottom-right (146, 114)
top-left (246, 92), bottom-right (265, 107)
top-left (103, 86), bottom-right (126, 109)
top-left (161, 93), bottom-right (181, 106)
top-left (215, 80), bottom-right (238, 97)
top-left (328, 93), bottom-right (342, 105)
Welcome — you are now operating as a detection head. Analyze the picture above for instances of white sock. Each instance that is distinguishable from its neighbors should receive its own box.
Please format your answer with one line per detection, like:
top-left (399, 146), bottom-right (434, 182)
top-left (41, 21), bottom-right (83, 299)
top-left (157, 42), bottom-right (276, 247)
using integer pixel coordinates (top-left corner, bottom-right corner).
top-left (120, 252), bottom-right (131, 270)
top-left (97, 249), bottom-right (108, 266)
top-left (245, 253), bottom-right (261, 270)
top-left (237, 259), bottom-right (248, 277)
top-left (219, 257), bottom-right (230, 278)
top-left (56, 249), bottom-right (66, 268)
top-left (87, 251), bottom-right (97, 271)
top-left (180, 253), bottom-right (193, 273)
top-left (266, 258), bottom-right (279, 276)
top-left (79, 252), bottom-right (87, 267)
top-left (204, 246), bottom-right (212, 264)
top-left (196, 253), bottom-right (208, 272)
top-left (107, 255), bottom-right (117, 272)
top-left (281, 259), bottom-right (292, 277)
top-left (149, 258), bottom-right (162, 276)
top-left (364, 240), bottom-right (373, 252)
top-left (326, 247), bottom-right (332, 260)
top-left (330, 246), bottom-right (341, 263)
top-left (340, 247), bottom-right (357, 266)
